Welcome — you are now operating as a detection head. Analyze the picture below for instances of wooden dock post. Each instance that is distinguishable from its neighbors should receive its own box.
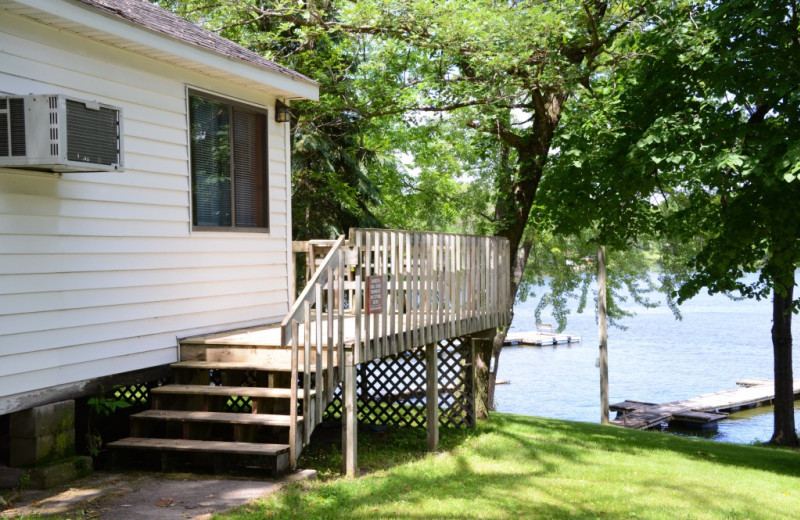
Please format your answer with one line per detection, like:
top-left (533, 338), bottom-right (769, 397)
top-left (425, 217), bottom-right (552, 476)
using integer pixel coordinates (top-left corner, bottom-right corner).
top-left (426, 342), bottom-right (439, 452)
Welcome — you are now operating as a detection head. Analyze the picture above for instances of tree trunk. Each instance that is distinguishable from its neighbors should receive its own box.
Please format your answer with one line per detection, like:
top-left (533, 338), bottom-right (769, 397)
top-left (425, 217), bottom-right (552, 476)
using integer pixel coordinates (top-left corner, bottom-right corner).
top-left (488, 325), bottom-right (510, 407)
top-left (474, 335), bottom-right (495, 420)
top-left (770, 271), bottom-right (799, 446)
top-left (597, 245), bottom-right (610, 425)
top-left (484, 93), bottom-right (567, 412)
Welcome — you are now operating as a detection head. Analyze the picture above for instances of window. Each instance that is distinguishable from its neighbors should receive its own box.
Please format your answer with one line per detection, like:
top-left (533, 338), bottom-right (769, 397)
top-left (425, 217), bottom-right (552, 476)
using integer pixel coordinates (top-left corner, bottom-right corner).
top-left (189, 91), bottom-right (268, 230)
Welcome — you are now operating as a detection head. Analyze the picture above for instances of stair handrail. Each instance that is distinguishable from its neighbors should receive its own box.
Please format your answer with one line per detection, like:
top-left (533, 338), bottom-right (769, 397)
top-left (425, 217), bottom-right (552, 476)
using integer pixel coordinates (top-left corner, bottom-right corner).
top-left (281, 234), bottom-right (347, 467)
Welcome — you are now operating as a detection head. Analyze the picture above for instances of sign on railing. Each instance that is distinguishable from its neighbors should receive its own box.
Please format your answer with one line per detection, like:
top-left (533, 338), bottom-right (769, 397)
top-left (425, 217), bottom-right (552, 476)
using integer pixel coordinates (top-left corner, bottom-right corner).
top-left (366, 275), bottom-right (385, 314)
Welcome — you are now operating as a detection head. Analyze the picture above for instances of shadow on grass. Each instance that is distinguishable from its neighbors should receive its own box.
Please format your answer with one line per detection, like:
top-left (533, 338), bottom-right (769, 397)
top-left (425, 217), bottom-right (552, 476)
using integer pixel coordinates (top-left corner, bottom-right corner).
top-left (217, 413), bottom-right (800, 519)
top-left (300, 413), bottom-right (800, 481)
top-left (227, 425), bottom-right (788, 520)
top-left (487, 414), bottom-right (800, 478)
top-left (295, 419), bottom-right (478, 478)
top-left (238, 471), bottom-right (776, 519)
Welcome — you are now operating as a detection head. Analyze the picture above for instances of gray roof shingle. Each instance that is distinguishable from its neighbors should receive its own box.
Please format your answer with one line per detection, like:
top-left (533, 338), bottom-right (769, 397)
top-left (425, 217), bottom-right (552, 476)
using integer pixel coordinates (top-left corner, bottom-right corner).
top-left (75, 0), bottom-right (316, 85)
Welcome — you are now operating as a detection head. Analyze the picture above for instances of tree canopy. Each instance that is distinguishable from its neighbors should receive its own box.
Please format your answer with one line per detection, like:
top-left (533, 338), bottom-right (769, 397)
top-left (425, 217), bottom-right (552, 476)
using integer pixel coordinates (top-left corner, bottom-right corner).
top-left (155, 0), bottom-right (800, 444)
top-left (541, 0), bottom-right (800, 445)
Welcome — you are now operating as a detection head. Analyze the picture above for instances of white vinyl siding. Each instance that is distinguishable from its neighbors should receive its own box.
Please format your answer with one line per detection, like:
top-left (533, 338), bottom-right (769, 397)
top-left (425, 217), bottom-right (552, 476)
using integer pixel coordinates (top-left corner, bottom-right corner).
top-left (0, 10), bottom-right (294, 413)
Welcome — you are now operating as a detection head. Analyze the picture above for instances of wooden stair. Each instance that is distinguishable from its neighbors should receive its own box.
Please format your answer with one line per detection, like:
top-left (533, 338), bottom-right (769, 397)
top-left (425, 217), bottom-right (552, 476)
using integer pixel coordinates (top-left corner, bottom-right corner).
top-left (130, 410), bottom-right (300, 427)
top-left (109, 342), bottom-right (320, 475)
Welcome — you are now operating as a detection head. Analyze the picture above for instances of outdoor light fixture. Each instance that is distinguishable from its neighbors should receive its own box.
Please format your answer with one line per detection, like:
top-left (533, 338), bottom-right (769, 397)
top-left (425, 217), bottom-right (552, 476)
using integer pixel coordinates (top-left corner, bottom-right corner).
top-left (275, 100), bottom-right (290, 123)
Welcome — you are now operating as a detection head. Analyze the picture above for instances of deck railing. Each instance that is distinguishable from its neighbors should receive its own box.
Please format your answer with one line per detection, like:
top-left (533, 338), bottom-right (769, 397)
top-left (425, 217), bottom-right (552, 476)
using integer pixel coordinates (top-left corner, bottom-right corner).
top-left (281, 234), bottom-right (347, 464)
top-left (281, 228), bottom-right (511, 465)
top-left (348, 229), bottom-right (511, 362)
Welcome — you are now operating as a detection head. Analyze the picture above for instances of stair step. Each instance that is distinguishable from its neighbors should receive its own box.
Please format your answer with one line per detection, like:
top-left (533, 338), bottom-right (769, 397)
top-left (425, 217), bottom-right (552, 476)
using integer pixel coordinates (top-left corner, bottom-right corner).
top-left (109, 437), bottom-right (289, 456)
top-left (151, 384), bottom-right (315, 399)
top-left (178, 345), bottom-right (340, 366)
top-left (171, 360), bottom-right (296, 371)
top-left (132, 409), bottom-right (300, 426)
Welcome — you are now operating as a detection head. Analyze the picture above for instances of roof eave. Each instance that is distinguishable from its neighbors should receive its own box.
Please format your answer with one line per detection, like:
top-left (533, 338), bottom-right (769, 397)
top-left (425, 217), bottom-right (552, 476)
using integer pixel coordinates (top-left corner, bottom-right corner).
top-left (6, 0), bottom-right (320, 101)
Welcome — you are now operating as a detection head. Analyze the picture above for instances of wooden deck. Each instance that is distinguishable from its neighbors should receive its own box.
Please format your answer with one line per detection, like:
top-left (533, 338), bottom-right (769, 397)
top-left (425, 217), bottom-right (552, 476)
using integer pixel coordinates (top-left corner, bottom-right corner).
top-left (610, 378), bottom-right (800, 430)
top-left (111, 228), bottom-right (512, 476)
top-left (182, 313), bottom-right (488, 350)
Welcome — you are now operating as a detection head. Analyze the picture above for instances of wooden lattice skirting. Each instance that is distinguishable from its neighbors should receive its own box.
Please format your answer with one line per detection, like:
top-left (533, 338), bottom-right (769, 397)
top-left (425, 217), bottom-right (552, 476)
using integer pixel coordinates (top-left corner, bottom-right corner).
top-left (113, 379), bottom-right (168, 408)
top-left (323, 337), bottom-right (475, 428)
top-left (110, 337), bottom-right (476, 428)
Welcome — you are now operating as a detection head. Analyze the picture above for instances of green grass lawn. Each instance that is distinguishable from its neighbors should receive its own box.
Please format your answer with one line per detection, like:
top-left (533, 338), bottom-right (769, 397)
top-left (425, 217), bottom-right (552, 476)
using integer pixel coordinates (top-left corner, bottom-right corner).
top-left (220, 414), bottom-right (800, 520)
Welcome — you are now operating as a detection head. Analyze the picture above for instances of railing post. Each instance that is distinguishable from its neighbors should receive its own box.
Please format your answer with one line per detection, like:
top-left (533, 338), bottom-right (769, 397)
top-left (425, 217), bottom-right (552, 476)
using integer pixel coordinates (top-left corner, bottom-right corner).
top-left (363, 231), bottom-right (372, 361)
top-left (426, 341), bottom-right (439, 452)
top-left (337, 250), bottom-right (346, 398)
top-left (354, 271), bottom-right (363, 364)
top-left (303, 300), bottom-right (312, 445)
top-left (381, 230), bottom-right (389, 358)
top-left (315, 283), bottom-right (324, 426)
top-left (327, 258), bottom-right (336, 405)
top-left (343, 344), bottom-right (358, 477)
top-left (404, 232), bottom-right (413, 351)
top-left (289, 320), bottom-right (299, 467)
top-left (412, 232), bottom-right (421, 348)
top-left (389, 230), bottom-right (398, 355)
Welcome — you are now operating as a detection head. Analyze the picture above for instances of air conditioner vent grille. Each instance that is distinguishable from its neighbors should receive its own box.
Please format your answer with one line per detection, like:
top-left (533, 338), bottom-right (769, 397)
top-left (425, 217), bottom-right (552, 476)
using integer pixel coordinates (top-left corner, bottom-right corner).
top-left (9, 98), bottom-right (26, 157)
top-left (49, 96), bottom-right (59, 157)
top-left (0, 94), bottom-right (123, 172)
top-left (66, 99), bottom-right (119, 166)
top-left (0, 113), bottom-right (7, 157)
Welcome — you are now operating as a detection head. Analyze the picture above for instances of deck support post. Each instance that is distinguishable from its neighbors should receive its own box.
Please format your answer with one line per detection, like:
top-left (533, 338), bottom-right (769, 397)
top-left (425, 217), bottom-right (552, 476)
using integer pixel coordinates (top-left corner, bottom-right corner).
top-left (343, 345), bottom-right (358, 477)
top-left (426, 342), bottom-right (439, 452)
top-left (468, 337), bottom-right (477, 428)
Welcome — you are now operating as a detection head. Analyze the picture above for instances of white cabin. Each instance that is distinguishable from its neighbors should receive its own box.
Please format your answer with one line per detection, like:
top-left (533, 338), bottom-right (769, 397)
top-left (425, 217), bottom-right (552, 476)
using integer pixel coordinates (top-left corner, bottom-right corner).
top-left (0, 0), bottom-right (512, 477)
top-left (0, 0), bottom-right (319, 416)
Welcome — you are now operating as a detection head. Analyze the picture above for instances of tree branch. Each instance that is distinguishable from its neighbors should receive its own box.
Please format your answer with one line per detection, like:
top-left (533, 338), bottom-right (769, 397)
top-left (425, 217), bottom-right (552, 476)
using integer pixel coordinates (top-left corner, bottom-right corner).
top-left (493, 119), bottom-right (526, 150)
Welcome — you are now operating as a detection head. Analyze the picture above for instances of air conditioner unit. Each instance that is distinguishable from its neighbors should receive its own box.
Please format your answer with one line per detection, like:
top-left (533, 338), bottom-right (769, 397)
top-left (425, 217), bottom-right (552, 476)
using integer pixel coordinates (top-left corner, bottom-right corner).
top-left (0, 94), bottom-right (124, 172)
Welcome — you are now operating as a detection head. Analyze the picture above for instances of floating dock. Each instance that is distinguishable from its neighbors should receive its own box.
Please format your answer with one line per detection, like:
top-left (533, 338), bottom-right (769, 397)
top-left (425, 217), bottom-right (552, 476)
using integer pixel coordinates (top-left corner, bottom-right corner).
top-left (610, 378), bottom-right (800, 430)
top-left (504, 323), bottom-right (582, 346)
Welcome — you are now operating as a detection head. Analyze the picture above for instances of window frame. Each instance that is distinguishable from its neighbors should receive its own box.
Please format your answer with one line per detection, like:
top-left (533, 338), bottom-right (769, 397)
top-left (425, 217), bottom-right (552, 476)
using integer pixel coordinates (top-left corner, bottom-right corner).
top-left (187, 88), bottom-right (269, 233)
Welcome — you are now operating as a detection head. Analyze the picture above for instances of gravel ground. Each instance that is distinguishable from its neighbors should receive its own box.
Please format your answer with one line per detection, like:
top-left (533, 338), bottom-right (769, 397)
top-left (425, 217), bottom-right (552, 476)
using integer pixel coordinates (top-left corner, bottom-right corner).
top-left (1, 469), bottom-right (315, 519)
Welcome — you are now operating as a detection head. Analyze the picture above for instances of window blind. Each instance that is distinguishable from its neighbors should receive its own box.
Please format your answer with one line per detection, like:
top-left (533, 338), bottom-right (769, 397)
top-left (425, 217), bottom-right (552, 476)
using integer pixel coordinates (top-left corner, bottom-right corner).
top-left (190, 96), bottom-right (232, 227)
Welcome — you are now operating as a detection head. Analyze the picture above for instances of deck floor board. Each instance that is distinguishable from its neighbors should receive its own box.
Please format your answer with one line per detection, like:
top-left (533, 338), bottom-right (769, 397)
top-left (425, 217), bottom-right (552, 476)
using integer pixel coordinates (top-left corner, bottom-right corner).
top-left (180, 314), bottom-right (479, 349)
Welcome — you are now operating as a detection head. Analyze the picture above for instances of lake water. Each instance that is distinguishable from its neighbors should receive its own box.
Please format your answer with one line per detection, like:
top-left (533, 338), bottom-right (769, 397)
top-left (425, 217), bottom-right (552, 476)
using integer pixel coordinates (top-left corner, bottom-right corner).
top-left (495, 284), bottom-right (800, 444)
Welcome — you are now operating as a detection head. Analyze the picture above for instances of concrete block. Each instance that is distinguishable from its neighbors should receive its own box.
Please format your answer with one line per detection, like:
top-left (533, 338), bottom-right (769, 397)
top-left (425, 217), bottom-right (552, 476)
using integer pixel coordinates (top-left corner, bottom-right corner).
top-left (10, 430), bottom-right (76, 467)
top-left (9, 400), bottom-right (76, 467)
top-left (9, 400), bottom-right (74, 438)
top-left (0, 465), bottom-right (25, 489)
top-left (27, 456), bottom-right (92, 490)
